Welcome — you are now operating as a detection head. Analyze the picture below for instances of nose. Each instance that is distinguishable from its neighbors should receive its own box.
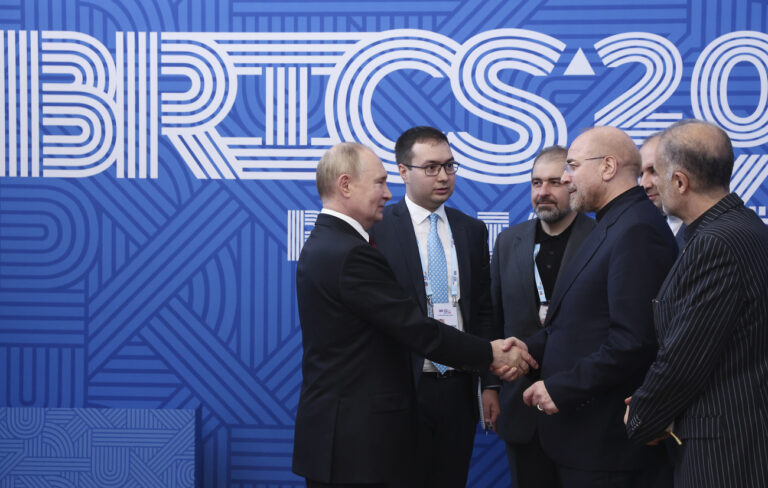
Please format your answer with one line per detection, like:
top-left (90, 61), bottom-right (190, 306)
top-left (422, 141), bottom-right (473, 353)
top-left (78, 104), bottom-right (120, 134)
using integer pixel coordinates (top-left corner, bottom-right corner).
top-left (383, 182), bottom-right (392, 202)
top-left (640, 173), bottom-right (653, 190)
top-left (561, 168), bottom-right (571, 185)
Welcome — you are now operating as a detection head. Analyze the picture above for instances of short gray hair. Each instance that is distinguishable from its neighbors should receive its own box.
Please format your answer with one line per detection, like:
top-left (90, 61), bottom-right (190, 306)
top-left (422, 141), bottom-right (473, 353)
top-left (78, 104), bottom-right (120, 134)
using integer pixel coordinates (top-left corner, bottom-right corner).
top-left (316, 142), bottom-right (366, 199)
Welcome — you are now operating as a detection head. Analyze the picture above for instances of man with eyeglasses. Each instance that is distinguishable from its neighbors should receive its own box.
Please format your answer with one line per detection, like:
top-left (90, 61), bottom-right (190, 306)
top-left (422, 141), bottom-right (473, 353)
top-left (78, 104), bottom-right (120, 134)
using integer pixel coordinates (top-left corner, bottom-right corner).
top-left (521, 126), bottom-right (677, 488)
top-left (371, 126), bottom-right (496, 488)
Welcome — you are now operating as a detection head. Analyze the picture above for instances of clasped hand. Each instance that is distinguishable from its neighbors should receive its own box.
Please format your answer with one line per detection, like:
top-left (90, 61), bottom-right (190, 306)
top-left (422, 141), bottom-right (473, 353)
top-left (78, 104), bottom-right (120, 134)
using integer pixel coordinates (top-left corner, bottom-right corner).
top-left (490, 337), bottom-right (539, 382)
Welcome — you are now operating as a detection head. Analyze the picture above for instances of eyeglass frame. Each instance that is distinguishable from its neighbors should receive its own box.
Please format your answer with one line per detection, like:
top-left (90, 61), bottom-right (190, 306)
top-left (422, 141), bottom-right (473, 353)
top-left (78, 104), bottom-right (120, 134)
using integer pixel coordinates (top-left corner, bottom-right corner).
top-left (564, 155), bottom-right (606, 175)
top-left (401, 161), bottom-right (461, 176)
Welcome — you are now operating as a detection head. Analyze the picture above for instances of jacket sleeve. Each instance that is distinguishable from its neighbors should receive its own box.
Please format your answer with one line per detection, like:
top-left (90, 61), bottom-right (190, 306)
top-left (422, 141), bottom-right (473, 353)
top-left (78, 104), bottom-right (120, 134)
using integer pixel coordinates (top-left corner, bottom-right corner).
top-left (473, 222), bottom-right (501, 388)
top-left (339, 243), bottom-right (493, 373)
top-left (626, 235), bottom-right (743, 443)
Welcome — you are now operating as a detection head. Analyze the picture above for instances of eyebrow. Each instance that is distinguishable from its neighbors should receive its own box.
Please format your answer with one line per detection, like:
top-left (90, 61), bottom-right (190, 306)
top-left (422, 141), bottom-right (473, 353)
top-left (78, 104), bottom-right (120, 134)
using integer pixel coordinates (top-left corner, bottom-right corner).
top-left (421, 158), bottom-right (455, 165)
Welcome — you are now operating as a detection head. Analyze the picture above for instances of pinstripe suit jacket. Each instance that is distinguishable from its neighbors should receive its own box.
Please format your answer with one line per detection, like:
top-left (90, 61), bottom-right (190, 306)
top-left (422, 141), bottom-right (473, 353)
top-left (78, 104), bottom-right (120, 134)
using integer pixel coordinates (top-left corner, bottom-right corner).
top-left (627, 193), bottom-right (768, 488)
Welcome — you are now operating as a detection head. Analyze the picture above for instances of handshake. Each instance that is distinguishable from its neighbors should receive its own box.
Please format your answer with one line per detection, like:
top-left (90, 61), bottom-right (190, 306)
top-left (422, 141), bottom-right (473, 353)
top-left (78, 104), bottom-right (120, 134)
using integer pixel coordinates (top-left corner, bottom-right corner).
top-left (490, 337), bottom-right (538, 381)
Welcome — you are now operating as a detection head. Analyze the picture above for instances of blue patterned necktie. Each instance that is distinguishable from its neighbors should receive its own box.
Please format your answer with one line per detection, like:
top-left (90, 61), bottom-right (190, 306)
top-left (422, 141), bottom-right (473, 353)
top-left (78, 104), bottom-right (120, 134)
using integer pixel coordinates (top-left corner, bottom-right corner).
top-left (428, 213), bottom-right (450, 374)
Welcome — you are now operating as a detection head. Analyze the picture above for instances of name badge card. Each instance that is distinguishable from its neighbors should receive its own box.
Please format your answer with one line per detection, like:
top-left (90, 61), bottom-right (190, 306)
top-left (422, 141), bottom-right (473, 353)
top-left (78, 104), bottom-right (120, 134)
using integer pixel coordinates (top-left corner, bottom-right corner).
top-left (538, 304), bottom-right (548, 325)
top-left (433, 303), bottom-right (459, 327)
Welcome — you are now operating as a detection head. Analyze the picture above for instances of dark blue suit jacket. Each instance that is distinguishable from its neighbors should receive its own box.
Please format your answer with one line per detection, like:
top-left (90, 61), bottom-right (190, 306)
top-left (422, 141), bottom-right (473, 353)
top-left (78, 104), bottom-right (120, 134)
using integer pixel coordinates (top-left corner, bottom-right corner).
top-left (293, 213), bottom-right (492, 484)
top-left (491, 213), bottom-right (595, 445)
top-left (370, 199), bottom-right (496, 392)
top-left (526, 186), bottom-right (677, 471)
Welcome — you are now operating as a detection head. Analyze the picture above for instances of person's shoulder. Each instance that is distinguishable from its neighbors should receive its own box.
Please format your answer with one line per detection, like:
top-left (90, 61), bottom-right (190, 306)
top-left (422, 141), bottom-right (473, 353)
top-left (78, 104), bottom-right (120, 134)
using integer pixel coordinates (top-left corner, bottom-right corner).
top-left (574, 212), bottom-right (596, 229)
top-left (697, 207), bottom-right (768, 256)
top-left (495, 218), bottom-right (535, 244)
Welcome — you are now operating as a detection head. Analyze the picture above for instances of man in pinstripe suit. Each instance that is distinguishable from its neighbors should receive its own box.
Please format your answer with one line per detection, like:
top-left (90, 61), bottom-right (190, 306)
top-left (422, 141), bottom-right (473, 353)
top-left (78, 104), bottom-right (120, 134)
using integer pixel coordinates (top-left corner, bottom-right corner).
top-left (626, 119), bottom-right (768, 488)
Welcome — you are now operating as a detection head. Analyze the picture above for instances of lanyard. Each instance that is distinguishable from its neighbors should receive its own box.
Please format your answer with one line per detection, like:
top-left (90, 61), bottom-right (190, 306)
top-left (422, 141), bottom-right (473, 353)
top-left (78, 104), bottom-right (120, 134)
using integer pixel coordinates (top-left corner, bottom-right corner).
top-left (416, 220), bottom-right (459, 310)
top-left (533, 243), bottom-right (547, 303)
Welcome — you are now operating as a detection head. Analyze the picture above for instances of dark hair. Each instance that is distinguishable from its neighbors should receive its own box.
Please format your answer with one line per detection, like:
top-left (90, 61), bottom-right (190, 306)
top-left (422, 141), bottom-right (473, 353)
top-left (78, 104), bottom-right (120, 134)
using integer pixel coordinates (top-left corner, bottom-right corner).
top-left (659, 120), bottom-right (733, 192)
top-left (532, 145), bottom-right (567, 168)
top-left (395, 126), bottom-right (449, 165)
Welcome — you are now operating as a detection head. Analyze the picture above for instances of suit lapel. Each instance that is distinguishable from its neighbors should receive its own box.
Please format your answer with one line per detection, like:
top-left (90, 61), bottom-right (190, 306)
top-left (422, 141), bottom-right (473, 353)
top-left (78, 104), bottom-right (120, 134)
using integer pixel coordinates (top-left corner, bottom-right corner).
top-left (546, 192), bottom-right (639, 323)
top-left (511, 219), bottom-right (538, 313)
top-left (392, 200), bottom-right (429, 313)
top-left (546, 223), bottom-right (607, 323)
top-left (447, 208), bottom-right (471, 323)
top-left (657, 193), bottom-right (742, 299)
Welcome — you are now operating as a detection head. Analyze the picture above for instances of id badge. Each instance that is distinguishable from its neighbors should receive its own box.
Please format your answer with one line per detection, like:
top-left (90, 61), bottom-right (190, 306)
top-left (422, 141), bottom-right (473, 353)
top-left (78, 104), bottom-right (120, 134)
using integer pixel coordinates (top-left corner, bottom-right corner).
top-left (433, 303), bottom-right (459, 327)
top-left (538, 303), bottom-right (549, 325)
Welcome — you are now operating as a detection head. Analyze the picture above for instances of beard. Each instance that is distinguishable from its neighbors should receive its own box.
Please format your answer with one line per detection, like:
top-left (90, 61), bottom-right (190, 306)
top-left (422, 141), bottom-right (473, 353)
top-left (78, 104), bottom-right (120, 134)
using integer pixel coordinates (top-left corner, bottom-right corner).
top-left (568, 186), bottom-right (592, 214)
top-left (535, 202), bottom-right (572, 223)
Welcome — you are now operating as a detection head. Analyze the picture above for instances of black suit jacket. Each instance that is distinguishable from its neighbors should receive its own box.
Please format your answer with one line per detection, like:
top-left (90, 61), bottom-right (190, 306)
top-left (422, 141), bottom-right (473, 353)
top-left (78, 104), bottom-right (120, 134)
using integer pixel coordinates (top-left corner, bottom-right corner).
top-left (370, 199), bottom-right (496, 393)
top-left (525, 186), bottom-right (678, 471)
top-left (292, 213), bottom-right (492, 484)
top-left (627, 193), bottom-right (768, 488)
top-left (490, 213), bottom-right (595, 444)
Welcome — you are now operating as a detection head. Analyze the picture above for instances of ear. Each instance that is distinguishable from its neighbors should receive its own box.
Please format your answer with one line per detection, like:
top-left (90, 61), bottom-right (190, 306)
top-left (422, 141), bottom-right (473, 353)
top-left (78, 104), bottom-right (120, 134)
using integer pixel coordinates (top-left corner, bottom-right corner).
top-left (337, 173), bottom-right (352, 197)
top-left (398, 164), bottom-right (409, 183)
top-left (672, 170), bottom-right (689, 195)
top-left (600, 155), bottom-right (618, 181)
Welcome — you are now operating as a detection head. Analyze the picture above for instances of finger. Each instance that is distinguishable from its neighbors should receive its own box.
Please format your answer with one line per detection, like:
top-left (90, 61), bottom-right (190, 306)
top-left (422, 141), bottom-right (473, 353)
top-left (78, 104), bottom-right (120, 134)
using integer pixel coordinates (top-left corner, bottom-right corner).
top-left (492, 365), bottom-right (511, 376)
top-left (508, 337), bottom-right (529, 352)
top-left (520, 350), bottom-right (538, 369)
top-left (501, 337), bottom-right (515, 352)
top-left (516, 361), bottom-right (530, 375)
top-left (624, 396), bottom-right (632, 405)
top-left (501, 367), bottom-right (519, 382)
top-left (546, 406), bottom-right (559, 415)
top-left (522, 388), bottom-right (533, 406)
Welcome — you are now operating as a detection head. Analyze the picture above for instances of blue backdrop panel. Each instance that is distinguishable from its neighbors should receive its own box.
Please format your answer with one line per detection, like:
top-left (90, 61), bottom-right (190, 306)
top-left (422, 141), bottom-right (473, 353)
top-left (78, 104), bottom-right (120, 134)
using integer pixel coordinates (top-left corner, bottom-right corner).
top-left (0, 407), bottom-right (196, 487)
top-left (0, 0), bottom-right (766, 486)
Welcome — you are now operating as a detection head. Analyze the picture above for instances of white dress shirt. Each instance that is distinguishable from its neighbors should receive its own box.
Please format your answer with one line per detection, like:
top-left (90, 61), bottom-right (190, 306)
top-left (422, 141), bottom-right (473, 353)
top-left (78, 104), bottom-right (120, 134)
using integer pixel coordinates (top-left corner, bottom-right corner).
top-left (321, 208), bottom-right (369, 242)
top-left (667, 214), bottom-right (684, 236)
top-left (404, 195), bottom-right (464, 373)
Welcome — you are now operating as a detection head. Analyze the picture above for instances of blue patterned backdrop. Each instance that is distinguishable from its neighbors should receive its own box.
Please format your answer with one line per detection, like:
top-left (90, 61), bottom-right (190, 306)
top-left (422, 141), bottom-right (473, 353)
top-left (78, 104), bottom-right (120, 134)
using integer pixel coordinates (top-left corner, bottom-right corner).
top-left (1, 0), bottom-right (767, 486)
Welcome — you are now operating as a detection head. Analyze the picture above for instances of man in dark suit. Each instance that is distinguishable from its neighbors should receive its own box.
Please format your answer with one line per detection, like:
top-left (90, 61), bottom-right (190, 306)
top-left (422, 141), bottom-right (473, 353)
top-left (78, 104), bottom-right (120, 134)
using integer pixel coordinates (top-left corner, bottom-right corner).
top-left (293, 142), bottom-right (537, 487)
top-left (521, 126), bottom-right (677, 487)
top-left (625, 120), bottom-right (768, 488)
top-left (490, 145), bottom-right (595, 488)
top-left (370, 126), bottom-right (494, 488)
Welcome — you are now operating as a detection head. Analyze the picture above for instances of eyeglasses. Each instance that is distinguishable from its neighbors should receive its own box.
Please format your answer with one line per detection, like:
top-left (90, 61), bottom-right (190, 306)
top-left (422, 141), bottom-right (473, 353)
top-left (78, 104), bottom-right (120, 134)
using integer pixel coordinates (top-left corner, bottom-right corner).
top-left (564, 156), bottom-right (605, 175)
top-left (402, 161), bottom-right (460, 176)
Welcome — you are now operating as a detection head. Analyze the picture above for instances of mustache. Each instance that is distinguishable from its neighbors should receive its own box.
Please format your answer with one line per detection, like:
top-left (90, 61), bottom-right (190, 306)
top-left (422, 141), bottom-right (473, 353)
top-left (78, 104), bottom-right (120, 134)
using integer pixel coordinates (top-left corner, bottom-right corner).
top-left (535, 197), bottom-right (557, 204)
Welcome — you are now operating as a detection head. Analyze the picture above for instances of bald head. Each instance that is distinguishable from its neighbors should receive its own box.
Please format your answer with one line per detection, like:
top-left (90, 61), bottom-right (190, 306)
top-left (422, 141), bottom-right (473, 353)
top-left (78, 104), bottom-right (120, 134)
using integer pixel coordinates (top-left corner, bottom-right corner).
top-left (563, 126), bottom-right (642, 212)
top-left (581, 126), bottom-right (642, 176)
top-left (657, 120), bottom-right (733, 193)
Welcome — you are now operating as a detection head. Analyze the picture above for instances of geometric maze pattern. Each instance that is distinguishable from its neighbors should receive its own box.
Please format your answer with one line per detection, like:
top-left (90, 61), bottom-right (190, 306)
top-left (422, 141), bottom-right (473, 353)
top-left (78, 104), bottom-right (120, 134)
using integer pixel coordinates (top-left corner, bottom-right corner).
top-left (0, 407), bottom-right (195, 487)
top-left (1, 1), bottom-right (767, 487)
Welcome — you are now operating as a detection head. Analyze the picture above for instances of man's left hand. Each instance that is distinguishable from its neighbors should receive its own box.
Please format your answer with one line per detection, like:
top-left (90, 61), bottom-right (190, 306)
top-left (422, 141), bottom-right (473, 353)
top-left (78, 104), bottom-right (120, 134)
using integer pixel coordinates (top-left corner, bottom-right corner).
top-left (481, 389), bottom-right (500, 433)
top-left (523, 380), bottom-right (558, 415)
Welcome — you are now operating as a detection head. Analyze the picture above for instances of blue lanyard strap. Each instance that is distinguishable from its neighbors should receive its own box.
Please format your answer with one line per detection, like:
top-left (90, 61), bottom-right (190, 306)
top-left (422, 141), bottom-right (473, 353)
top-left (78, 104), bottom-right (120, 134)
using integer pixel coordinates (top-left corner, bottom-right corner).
top-left (533, 243), bottom-right (547, 303)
